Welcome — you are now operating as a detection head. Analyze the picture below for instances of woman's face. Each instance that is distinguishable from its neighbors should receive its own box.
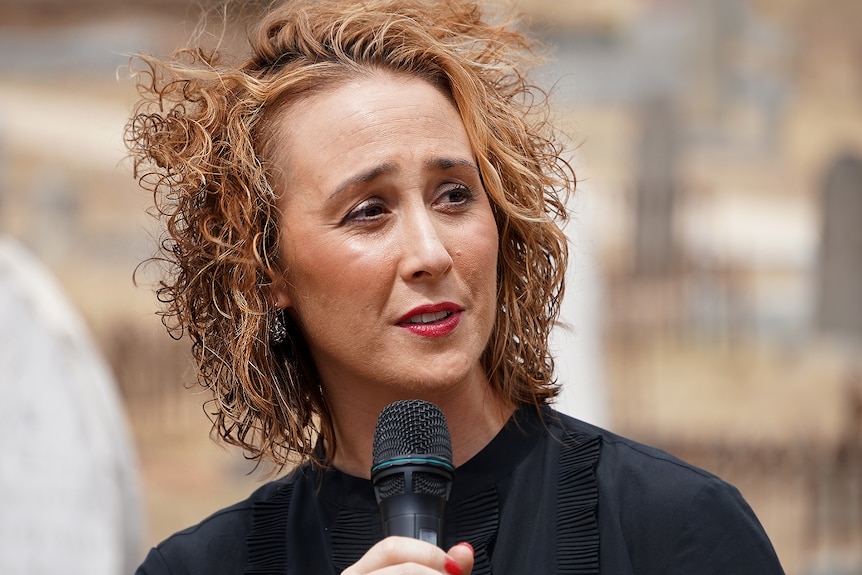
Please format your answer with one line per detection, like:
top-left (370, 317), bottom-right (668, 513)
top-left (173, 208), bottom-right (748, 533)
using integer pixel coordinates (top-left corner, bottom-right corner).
top-left (269, 73), bottom-right (499, 406)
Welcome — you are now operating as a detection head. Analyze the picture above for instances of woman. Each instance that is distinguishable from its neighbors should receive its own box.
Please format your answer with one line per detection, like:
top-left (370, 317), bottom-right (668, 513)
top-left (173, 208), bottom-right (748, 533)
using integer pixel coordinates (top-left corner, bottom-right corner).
top-left (126, 0), bottom-right (784, 573)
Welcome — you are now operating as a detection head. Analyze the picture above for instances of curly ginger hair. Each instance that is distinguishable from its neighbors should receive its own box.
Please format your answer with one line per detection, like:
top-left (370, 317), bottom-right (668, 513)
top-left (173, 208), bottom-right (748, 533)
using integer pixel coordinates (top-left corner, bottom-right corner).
top-left (125, 0), bottom-right (575, 468)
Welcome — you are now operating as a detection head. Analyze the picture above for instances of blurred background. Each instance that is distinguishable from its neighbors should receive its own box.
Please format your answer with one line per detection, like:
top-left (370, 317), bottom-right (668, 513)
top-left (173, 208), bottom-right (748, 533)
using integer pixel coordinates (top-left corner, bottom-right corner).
top-left (1, 0), bottom-right (860, 572)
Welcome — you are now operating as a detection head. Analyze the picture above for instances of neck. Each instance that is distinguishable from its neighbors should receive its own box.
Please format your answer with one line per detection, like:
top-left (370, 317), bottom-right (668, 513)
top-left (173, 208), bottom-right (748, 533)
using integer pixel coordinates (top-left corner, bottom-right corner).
top-left (324, 368), bottom-right (514, 478)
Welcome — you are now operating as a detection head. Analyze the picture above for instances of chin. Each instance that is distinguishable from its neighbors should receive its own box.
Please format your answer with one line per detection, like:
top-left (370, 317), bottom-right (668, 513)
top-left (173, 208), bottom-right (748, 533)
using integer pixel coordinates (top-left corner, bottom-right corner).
top-left (397, 366), bottom-right (480, 397)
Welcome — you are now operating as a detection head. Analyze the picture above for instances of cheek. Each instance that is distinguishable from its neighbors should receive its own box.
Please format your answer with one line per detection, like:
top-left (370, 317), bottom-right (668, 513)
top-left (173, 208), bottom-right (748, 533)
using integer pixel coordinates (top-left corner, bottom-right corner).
top-left (477, 212), bottom-right (500, 268)
top-left (460, 220), bottom-right (499, 298)
top-left (282, 234), bottom-right (398, 313)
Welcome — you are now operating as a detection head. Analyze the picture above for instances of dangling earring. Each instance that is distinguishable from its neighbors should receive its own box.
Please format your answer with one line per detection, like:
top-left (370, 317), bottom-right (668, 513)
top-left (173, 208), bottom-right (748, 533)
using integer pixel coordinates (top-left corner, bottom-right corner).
top-left (270, 309), bottom-right (287, 345)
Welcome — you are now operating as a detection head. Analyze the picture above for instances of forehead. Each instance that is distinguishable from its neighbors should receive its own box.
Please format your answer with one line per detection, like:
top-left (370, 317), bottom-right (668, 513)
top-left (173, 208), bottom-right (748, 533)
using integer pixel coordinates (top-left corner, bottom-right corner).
top-left (266, 72), bottom-right (475, 194)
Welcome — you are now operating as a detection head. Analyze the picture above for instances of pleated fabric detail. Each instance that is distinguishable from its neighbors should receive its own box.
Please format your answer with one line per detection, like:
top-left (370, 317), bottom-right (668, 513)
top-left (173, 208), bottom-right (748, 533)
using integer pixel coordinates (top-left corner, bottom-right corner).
top-left (243, 409), bottom-right (603, 574)
top-left (556, 433), bottom-right (601, 574)
top-left (331, 509), bottom-right (380, 572)
top-left (453, 487), bottom-right (500, 575)
top-left (245, 483), bottom-right (294, 574)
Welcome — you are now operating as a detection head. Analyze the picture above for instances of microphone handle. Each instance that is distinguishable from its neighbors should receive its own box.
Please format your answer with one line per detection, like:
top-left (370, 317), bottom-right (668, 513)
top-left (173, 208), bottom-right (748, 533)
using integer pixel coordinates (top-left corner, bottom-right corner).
top-left (379, 493), bottom-right (446, 547)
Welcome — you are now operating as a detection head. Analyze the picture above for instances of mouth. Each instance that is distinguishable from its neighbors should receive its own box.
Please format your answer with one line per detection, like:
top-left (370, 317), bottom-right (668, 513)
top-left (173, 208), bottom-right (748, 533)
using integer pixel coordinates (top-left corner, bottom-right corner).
top-left (397, 302), bottom-right (463, 325)
top-left (402, 310), bottom-right (454, 325)
top-left (397, 303), bottom-right (463, 337)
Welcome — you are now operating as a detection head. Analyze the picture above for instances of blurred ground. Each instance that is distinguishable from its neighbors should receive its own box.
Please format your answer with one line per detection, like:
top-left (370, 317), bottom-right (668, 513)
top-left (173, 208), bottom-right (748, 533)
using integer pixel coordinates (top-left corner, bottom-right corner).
top-left (1, 0), bottom-right (861, 573)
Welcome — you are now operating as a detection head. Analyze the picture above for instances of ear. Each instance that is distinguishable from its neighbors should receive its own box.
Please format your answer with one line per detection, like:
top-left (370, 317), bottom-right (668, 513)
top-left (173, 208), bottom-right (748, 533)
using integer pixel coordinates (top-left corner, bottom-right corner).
top-left (268, 274), bottom-right (293, 310)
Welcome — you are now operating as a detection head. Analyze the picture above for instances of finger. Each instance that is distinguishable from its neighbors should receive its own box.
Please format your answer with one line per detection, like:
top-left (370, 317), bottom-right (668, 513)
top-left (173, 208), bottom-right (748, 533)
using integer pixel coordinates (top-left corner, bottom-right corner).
top-left (446, 542), bottom-right (475, 575)
top-left (342, 536), bottom-right (449, 574)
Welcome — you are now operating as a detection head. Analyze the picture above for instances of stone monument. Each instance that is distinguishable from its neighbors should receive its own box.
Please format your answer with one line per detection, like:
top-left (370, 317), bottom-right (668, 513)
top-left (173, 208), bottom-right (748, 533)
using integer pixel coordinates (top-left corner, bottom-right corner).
top-left (0, 238), bottom-right (143, 574)
top-left (634, 97), bottom-right (679, 277)
top-left (817, 154), bottom-right (862, 341)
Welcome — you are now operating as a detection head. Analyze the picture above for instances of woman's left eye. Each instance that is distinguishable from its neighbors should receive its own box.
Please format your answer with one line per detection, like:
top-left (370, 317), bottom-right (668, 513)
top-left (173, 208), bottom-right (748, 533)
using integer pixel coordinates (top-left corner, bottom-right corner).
top-left (344, 199), bottom-right (388, 224)
top-left (436, 184), bottom-right (474, 207)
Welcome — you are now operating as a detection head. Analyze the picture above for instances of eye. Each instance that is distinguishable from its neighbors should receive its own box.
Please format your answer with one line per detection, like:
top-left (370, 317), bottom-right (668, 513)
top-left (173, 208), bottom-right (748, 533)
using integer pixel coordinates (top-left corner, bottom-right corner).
top-left (435, 183), bottom-right (475, 208)
top-left (343, 198), bottom-right (389, 224)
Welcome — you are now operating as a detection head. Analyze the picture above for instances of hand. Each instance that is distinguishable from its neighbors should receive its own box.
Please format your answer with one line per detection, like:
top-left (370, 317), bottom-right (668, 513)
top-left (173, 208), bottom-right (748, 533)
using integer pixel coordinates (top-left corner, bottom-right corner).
top-left (342, 537), bottom-right (474, 575)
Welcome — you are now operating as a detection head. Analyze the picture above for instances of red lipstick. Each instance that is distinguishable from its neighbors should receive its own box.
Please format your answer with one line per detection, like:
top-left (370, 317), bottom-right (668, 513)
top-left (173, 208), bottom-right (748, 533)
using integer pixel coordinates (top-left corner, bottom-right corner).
top-left (397, 302), bottom-right (463, 338)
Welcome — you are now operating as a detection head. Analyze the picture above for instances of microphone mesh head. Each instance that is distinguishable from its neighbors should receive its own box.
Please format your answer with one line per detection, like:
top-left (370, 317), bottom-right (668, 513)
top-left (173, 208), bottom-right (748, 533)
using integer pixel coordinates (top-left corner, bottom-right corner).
top-left (372, 400), bottom-right (453, 465)
top-left (372, 400), bottom-right (453, 499)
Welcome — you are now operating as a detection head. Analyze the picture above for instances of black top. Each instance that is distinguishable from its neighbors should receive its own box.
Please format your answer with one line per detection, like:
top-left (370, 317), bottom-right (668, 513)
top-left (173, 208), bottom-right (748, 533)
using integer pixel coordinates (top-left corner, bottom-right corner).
top-left (136, 406), bottom-right (785, 574)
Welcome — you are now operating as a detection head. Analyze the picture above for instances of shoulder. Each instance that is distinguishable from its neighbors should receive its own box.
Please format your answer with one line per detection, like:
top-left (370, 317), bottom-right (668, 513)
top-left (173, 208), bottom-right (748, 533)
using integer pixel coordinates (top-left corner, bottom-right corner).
top-left (544, 408), bottom-right (784, 573)
top-left (135, 475), bottom-right (297, 575)
top-left (541, 407), bottom-right (728, 532)
top-left (545, 407), bottom-right (757, 523)
top-left (546, 407), bottom-right (721, 495)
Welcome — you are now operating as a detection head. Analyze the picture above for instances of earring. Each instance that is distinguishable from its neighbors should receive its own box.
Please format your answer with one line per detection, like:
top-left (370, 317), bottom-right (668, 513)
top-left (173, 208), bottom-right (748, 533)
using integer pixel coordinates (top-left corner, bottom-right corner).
top-left (270, 309), bottom-right (287, 345)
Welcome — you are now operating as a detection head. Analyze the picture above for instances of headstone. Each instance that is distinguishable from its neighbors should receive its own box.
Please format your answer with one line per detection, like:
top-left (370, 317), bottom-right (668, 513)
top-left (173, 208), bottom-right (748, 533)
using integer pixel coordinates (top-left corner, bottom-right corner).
top-left (634, 97), bottom-right (678, 276)
top-left (816, 154), bottom-right (862, 340)
top-left (691, 0), bottom-right (744, 123)
top-left (0, 237), bottom-right (143, 574)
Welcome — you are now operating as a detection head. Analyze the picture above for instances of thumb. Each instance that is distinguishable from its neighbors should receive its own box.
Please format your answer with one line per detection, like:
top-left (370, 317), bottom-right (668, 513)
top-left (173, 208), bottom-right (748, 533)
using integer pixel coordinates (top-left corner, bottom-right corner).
top-left (446, 542), bottom-right (474, 575)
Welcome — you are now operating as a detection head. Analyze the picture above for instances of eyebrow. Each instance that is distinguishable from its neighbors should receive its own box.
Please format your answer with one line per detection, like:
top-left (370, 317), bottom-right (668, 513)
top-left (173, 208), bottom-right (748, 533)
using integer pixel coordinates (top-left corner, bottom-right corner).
top-left (330, 162), bottom-right (398, 201)
top-left (429, 157), bottom-right (479, 173)
top-left (327, 157), bottom-right (479, 203)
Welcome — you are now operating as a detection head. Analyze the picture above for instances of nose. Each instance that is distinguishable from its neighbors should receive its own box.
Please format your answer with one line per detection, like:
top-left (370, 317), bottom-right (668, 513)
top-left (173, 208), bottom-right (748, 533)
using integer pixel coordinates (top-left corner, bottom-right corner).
top-left (398, 208), bottom-right (453, 281)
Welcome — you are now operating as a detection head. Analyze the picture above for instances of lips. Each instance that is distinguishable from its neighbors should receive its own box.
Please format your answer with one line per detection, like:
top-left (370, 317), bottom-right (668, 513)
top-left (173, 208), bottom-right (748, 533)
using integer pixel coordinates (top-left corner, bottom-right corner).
top-left (397, 303), bottom-right (463, 337)
top-left (403, 310), bottom-right (451, 324)
top-left (398, 302), bottom-right (462, 324)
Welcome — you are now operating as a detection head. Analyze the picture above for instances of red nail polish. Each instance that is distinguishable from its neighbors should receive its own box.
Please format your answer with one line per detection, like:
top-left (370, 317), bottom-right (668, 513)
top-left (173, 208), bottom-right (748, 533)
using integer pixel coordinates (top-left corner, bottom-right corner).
top-left (457, 541), bottom-right (474, 554)
top-left (445, 557), bottom-right (463, 575)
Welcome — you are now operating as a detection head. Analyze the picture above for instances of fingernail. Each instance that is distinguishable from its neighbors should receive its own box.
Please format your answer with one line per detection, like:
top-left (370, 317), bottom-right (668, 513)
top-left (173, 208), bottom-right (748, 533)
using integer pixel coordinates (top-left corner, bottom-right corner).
top-left (445, 557), bottom-right (463, 575)
top-left (457, 541), bottom-right (474, 554)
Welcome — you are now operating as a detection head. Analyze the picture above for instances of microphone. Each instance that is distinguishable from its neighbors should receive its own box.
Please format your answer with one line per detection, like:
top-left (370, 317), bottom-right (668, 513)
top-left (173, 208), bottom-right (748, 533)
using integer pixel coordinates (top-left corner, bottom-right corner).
top-left (371, 399), bottom-right (454, 547)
